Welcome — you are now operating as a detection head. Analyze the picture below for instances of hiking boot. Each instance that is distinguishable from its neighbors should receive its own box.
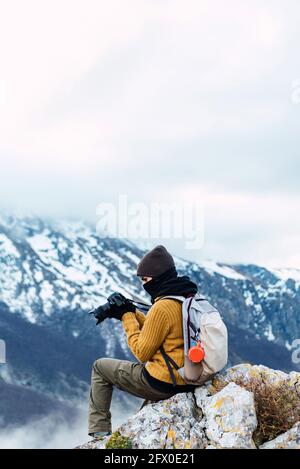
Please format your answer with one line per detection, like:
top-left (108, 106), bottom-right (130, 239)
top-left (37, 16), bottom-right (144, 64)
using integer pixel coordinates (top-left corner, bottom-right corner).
top-left (90, 431), bottom-right (111, 441)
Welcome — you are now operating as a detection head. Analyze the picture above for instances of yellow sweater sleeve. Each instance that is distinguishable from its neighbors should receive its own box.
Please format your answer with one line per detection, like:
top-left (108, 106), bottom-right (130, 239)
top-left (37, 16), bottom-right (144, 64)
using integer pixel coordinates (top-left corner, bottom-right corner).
top-left (135, 310), bottom-right (146, 328)
top-left (122, 303), bottom-right (170, 363)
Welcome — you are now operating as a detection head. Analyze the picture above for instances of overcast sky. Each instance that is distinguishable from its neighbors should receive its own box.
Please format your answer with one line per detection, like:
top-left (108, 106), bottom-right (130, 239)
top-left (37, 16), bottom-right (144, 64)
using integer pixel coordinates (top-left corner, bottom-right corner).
top-left (0, 0), bottom-right (299, 268)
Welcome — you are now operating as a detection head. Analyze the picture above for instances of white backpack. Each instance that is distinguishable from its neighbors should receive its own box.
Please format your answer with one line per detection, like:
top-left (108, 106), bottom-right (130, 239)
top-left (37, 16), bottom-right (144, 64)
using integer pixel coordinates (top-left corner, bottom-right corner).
top-left (159, 294), bottom-right (228, 386)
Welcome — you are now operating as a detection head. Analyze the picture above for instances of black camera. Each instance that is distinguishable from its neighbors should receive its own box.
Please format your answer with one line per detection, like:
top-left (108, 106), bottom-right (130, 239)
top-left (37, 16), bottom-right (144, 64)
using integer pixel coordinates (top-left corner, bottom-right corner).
top-left (89, 292), bottom-right (136, 325)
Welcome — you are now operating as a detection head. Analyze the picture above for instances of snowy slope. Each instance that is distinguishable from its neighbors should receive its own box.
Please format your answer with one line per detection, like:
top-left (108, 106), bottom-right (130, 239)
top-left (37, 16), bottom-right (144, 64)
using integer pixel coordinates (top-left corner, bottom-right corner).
top-left (0, 212), bottom-right (299, 428)
top-left (0, 212), bottom-right (299, 350)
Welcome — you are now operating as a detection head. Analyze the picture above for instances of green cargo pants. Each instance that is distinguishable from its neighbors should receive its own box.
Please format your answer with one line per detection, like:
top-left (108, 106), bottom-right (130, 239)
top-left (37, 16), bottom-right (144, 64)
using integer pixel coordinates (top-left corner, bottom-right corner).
top-left (88, 358), bottom-right (176, 434)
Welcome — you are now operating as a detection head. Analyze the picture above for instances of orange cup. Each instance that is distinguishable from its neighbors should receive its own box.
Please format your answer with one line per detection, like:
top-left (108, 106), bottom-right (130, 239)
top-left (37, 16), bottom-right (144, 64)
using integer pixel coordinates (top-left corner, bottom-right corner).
top-left (188, 342), bottom-right (205, 363)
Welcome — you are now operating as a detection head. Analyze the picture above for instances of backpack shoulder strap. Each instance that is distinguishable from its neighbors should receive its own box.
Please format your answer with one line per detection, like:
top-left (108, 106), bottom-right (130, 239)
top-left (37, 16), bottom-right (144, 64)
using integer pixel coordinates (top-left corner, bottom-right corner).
top-left (159, 345), bottom-right (180, 388)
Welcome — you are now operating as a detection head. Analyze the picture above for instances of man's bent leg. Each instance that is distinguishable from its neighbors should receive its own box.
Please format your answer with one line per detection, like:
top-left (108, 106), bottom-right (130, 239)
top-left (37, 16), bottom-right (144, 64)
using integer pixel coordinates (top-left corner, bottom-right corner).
top-left (88, 358), bottom-right (116, 434)
top-left (88, 358), bottom-right (175, 435)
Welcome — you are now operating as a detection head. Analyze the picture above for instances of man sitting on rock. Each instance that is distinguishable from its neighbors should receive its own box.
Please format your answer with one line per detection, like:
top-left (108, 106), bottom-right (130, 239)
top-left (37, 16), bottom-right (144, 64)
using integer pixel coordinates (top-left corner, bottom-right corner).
top-left (88, 245), bottom-right (198, 439)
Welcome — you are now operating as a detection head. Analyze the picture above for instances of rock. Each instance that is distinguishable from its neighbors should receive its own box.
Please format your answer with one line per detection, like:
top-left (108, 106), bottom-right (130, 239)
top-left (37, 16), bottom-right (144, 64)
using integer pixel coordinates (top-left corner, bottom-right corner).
top-left (213, 363), bottom-right (300, 389)
top-left (195, 382), bottom-right (257, 449)
top-left (260, 422), bottom-right (300, 449)
top-left (78, 435), bottom-right (111, 449)
top-left (117, 392), bottom-right (206, 449)
top-left (77, 364), bottom-right (300, 450)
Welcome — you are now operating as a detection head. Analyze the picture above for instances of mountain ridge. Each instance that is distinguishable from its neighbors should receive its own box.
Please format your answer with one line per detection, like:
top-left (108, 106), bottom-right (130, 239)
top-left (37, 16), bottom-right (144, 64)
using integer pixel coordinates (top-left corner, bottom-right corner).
top-left (0, 212), bottom-right (299, 428)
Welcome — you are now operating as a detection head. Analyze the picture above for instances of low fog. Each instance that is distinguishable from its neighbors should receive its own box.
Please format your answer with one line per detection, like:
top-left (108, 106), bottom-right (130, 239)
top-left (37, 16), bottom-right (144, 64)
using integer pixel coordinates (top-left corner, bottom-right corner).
top-left (0, 399), bottom-right (141, 449)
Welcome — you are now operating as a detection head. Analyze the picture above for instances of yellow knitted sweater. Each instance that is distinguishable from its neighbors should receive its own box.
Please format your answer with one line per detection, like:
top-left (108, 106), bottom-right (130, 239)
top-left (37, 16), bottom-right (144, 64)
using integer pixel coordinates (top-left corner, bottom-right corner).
top-left (122, 298), bottom-right (186, 385)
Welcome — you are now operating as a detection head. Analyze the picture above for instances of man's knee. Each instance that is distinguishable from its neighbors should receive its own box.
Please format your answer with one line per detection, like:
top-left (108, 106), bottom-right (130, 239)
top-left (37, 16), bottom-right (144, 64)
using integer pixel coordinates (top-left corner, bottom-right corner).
top-left (93, 357), bottom-right (104, 375)
top-left (92, 357), bottom-right (114, 378)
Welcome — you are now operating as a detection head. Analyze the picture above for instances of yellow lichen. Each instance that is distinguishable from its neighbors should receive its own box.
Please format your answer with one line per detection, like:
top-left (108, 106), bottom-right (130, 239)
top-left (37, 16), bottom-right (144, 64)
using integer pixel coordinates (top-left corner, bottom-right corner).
top-left (168, 429), bottom-right (176, 440)
top-left (213, 398), bottom-right (224, 410)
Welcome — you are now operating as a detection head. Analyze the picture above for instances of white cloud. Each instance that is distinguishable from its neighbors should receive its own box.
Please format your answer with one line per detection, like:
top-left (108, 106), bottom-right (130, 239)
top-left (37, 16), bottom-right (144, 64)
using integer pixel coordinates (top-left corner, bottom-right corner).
top-left (153, 185), bottom-right (300, 268)
top-left (0, 0), bottom-right (296, 157)
top-left (0, 0), bottom-right (299, 267)
top-left (0, 399), bottom-right (139, 449)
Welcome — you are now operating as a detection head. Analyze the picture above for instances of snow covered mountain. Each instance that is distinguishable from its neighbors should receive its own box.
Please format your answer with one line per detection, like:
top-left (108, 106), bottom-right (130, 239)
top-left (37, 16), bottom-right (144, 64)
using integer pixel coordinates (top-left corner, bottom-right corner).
top-left (0, 212), bottom-right (300, 426)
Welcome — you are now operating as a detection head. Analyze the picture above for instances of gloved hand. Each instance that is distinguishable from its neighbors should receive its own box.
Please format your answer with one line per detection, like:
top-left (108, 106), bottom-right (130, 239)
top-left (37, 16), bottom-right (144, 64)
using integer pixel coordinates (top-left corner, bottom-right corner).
top-left (107, 292), bottom-right (136, 321)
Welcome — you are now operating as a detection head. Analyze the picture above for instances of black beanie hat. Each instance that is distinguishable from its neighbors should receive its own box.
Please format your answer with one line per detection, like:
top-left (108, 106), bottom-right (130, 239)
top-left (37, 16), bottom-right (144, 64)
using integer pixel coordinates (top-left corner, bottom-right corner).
top-left (136, 245), bottom-right (176, 278)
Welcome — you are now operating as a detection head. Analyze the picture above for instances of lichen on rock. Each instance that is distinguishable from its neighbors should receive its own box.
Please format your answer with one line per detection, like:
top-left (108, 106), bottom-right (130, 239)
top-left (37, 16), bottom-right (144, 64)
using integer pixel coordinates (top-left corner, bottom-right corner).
top-left (77, 364), bottom-right (300, 450)
top-left (195, 382), bottom-right (257, 449)
top-left (117, 392), bottom-right (207, 449)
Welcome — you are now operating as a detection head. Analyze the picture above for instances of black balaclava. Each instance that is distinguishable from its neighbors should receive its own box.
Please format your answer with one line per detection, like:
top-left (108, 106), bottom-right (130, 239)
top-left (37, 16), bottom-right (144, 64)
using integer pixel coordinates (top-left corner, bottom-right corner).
top-left (143, 267), bottom-right (198, 303)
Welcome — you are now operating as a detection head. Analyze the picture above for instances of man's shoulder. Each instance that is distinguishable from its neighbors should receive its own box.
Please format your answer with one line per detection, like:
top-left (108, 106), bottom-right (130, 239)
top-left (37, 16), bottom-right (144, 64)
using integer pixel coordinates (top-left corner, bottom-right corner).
top-left (150, 297), bottom-right (183, 314)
